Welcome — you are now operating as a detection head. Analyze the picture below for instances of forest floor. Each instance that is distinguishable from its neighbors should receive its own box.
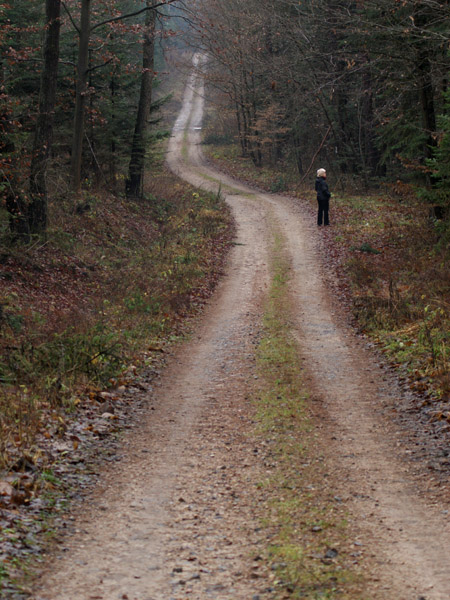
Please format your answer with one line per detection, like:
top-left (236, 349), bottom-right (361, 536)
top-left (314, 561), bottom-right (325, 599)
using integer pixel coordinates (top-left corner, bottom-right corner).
top-left (24, 58), bottom-right (450, 600)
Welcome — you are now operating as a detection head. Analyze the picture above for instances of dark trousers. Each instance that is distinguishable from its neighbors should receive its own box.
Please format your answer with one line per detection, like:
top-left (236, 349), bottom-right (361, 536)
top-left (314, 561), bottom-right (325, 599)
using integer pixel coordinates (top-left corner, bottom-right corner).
top-left (317, 199), bottom-right (329, 226)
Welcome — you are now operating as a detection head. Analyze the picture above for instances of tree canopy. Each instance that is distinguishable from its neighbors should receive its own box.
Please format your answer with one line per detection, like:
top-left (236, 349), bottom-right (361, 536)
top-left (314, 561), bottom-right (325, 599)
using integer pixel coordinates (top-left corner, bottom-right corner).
top-left (1, 0), bottom-right (449, 235)
top-left (0, 0), bottom-right (180, 234)
top-left (191, 0), bottom-right (450, 199)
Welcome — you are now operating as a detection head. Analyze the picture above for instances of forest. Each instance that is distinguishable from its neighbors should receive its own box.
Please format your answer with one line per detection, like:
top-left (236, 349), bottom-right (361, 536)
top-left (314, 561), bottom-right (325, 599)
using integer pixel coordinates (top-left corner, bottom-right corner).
top-left (1, 0), bottom-right (450, 231)
top-left (1, 0), bottom-right (186, 236)
top-left (1, 1), bottom-right (450, 596)
top-left (192, 0), bottom-right (450, 195)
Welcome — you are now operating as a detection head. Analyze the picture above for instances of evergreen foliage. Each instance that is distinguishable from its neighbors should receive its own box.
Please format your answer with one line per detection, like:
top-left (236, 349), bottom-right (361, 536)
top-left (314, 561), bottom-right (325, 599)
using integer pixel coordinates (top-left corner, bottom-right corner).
top-left (430, 89), bottom-right (450, 208)
top-left (0, 0), bottom-right (178, 232)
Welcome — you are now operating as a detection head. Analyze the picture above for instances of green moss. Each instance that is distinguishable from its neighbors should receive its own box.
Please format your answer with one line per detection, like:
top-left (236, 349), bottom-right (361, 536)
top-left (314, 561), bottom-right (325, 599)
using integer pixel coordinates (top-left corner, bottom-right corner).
top-left (253, 227), bottom-right (369, 599)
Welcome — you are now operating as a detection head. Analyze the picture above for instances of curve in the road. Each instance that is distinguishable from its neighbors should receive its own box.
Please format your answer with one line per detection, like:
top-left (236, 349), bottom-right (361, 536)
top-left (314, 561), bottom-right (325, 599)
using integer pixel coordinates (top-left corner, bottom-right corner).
top-left (169, 53), bottom-right (450, 600)
top-left (34, 53), bottom-right (450, 600)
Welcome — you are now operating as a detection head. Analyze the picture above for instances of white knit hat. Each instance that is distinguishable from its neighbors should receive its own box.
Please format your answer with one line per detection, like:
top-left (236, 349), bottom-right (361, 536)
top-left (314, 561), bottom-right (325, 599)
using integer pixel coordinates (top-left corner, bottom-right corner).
top-left (317, 168), bottom-right (326, 177)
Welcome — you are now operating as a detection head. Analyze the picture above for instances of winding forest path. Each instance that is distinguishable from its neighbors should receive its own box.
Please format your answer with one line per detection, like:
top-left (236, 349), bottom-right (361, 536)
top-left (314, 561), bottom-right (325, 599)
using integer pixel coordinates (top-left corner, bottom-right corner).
top-left (34, 56), bottom-right (449, 600)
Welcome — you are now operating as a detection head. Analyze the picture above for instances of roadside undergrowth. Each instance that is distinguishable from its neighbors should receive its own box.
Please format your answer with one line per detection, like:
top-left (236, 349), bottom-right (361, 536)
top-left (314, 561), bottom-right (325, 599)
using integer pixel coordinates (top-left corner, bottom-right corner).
top-left (254, 228), bottom-right (369, 599)
top-left (0, 170), bottom-right (233, 596)
top-left (0, 171), bottom-right (232, 464)
top-left (331, 193), bottom-right (450, 413)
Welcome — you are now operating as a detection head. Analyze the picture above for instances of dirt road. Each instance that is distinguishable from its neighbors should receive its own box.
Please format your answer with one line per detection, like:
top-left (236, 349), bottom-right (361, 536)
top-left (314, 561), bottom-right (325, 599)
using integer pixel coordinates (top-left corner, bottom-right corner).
top-left (34, 55), bottom-right (449, 600)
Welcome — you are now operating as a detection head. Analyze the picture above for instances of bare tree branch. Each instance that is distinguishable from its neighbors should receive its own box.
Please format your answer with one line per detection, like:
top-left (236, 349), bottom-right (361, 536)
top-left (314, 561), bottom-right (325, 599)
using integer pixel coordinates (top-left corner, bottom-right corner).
top-left (300, 126), bottom-right (332, 184)
top-left (86, 57), bottom-right (114, 74)
top-left (62, 1), bottom-right (80, 34)
top-left (91, 0), bottom-right (181, 32)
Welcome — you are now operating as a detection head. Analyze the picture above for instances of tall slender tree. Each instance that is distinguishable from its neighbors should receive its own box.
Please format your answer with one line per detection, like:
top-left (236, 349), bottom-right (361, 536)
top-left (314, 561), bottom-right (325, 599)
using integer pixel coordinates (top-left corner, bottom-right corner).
top-left (28, 0), bottom-right (62, 233)
top-left (68, 0), bottom-right (178, 194)
top-left (126, 0), bottom-right (157, 198)
top-left (70, 0), bottom-right (92, 194)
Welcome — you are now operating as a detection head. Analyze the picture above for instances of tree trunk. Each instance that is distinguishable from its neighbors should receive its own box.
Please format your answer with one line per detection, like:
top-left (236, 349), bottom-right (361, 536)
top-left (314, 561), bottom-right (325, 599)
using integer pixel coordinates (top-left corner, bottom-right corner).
top-left (28, 0), bottom-right (61, 233)
top-left (291, 128), bottom-right (304, 176)
top-left (417, 52), bottom-right (437, 160)
top-left (110, 71), bottom-right (117, 193)
top-left (126, 0), bottom-right (156, 199)
top-left (414, 2), bottom-right (437, 163)
top-left (360, 56), bottom-right (381, 177)
top-left (70, 0), bottom-right (91, 194)
top-left (1, 61), bottom-right (27, 235)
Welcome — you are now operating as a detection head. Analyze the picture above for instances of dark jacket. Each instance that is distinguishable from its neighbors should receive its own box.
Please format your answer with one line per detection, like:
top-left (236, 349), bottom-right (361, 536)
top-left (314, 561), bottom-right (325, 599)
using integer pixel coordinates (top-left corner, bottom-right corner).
top-left (315, 177), bottom-right (330, 202)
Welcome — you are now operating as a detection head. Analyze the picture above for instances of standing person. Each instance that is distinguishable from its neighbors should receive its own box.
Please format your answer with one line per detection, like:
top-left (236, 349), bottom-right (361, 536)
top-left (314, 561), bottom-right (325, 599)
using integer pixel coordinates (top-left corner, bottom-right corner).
top-left (315, 168), bottom-right (331, 226)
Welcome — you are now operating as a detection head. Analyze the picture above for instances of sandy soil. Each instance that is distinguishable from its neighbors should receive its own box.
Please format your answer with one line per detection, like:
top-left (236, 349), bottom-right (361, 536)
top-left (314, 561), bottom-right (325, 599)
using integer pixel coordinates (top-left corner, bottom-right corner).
top-left (33, 54), bottom-right (449, 600)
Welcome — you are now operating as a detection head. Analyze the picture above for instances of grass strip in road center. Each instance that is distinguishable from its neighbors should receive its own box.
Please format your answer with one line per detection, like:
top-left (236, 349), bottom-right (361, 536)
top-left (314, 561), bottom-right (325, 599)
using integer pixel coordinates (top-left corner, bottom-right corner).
top-left (253, 229), bottom-right (370, 600)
